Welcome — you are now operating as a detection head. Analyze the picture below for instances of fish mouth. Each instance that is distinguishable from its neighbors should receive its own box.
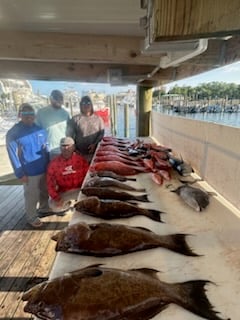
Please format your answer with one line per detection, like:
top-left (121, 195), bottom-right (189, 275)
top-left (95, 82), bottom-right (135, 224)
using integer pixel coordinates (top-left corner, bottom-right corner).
top-left (36, 310), bottom-right (58, 320)
top-left (24, 302), bottom-right (62, 320)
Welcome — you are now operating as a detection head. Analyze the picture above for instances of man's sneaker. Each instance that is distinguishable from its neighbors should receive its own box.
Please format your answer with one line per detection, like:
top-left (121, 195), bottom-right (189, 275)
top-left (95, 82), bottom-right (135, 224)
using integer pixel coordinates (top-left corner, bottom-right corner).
top-left (28, 218), bottom-right (43, 228)
top-left (52, 200), bottom-right (72, 214)
top-left (37, 210), bottom-right (54, 218)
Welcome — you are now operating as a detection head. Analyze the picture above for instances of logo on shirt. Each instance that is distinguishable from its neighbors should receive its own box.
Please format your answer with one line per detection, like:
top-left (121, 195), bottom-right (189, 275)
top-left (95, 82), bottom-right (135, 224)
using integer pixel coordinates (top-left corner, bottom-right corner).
top-left (62, 165), bottom-right (76, 175)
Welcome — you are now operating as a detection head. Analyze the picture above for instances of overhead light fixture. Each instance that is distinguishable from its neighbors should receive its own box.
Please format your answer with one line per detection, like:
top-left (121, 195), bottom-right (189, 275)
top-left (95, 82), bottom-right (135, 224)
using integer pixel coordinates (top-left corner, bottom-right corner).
top-left (141, 38), bottom-right (203, 54)
top-left (107, 68), bottom-right (122, 85)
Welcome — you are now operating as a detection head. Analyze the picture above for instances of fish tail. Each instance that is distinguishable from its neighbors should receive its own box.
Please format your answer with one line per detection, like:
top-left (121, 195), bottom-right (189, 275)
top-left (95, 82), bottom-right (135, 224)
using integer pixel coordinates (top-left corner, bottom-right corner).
top-left (136, 194), bottom-right (150, 202)
top-left (147, 209), bottom-right (164, 223)
top-left (136, 188), bottom-right (146, 192)
top-left (174, 280), bottom-right (228, 320)
top-left (126, 177), bottom-right (137, 181)
top-left (135, 166), bottom-right (151, 173)
top-left (161, 234), bottom-right (199, 256)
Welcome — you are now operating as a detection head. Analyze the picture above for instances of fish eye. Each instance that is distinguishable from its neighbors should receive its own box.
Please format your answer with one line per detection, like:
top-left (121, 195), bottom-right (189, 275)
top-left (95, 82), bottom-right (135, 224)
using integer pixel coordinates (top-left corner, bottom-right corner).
top-left (38, 301), bottom-right (45, 308)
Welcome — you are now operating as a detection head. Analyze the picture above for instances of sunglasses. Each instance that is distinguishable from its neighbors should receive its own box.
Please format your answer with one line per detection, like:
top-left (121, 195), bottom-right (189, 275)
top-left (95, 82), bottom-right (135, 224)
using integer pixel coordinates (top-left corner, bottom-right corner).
top-left (81, 101), bottom-right (91, 106)
top-left (21, 111), bottom-right (35, 116)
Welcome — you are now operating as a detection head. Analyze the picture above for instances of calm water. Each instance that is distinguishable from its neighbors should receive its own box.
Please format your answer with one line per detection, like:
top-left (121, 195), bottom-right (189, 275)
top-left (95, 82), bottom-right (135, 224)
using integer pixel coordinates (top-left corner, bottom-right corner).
top-left (110, 105), bottom-right (137, 138)
top-left (163, 110), bottom-right (240, 128)
top-left (112, 107), bottom-right (240, 139)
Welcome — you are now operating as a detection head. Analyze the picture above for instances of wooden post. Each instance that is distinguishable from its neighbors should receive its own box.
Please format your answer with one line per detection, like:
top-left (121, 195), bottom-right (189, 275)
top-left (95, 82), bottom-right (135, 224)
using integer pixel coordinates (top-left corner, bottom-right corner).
top-left (110, 94), bottom-right (117, 136)
top-left (69, 98), bottom-right (73, 117)
top-left (124, 104), bottom-right (129, 137)
top-left (136, 86), bottom-right (152, 137)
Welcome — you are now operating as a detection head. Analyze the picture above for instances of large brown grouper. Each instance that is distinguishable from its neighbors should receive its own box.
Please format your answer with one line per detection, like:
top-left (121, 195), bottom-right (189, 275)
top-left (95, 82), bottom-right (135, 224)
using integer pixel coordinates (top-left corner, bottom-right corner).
top-left (81, 187), bottom-right (150, 202)
top-left (74, 196), bottom-right (164, 222)
top-left (22, 265), bottom-right (227, 320)
top-left (90, 170), bottom-right (136, 182)
top-left (84, 176), bottom-right (145, 192)
top-left (51, 222), bottom-right (198, 257)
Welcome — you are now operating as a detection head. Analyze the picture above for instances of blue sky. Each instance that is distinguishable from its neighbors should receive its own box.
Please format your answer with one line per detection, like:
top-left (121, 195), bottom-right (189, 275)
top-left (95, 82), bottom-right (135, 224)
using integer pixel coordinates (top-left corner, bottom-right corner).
top-left (29, 61), bottom-right (240, 95)
top-left (30, 80), bottom-right (136, 96)
top-left (164, 61), bottom-right (240, 91)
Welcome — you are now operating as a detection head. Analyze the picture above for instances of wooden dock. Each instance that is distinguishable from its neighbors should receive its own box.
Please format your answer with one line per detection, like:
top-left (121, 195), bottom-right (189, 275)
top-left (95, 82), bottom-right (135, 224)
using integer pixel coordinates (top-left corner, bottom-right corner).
top-left (0, 185), bottom-right (72, 319)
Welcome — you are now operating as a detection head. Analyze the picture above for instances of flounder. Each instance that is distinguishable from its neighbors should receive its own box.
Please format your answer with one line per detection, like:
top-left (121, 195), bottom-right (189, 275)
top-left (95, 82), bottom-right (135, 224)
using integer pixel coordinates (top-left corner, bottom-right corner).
top-left (51, 222), bottom-right (198, 256)
top-left (172, 184), bottom-right (210, 211)
top-left (74, 196), bottom-right (163, 222)
top-left (22, 265), bottom-right (227, 320)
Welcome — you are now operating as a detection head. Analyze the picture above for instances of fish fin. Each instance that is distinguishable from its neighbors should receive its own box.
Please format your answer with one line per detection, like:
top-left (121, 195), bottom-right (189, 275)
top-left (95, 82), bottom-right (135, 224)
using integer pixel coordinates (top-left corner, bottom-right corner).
top-left (125, 177), bottom-right (137, 181)
top-left (135, 188), bottom-right (146, 192)
top-left (127, 200), bottom-right (139, 205)
top-left (135, 226), bottom-right (152, 232)
top-left (179, 178), bottom-right (203, 184)
top-left (136, 194), bottom-right (151, 202)
top-left (71, 264), bottom-right (104, 278)
top-left (207, 191), bottom-right (217, 196)
top-left (130, 268), bottom-right (161, 279)
top-left (162, 234), bottom-right (200, 256)
top-left (90, 222), bottom-right (110, 230)
top-left (182, 196), bottom-right (201, 212)
top-left (147, 209), bottom-right (165, 223)
top-left (174, 280), bottom-right (227, 320)
top-left (120, 298), bottom-right (167, 320)
top-left (51, 231), bottom-right (62, 241)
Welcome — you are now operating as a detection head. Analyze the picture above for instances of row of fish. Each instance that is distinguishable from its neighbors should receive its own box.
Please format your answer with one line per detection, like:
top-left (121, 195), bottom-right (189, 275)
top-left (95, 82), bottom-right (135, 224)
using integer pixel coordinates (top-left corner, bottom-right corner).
top-left (88, 169), bottom-right (210, 212)
top-left (89, 136), bottom-right (210, 212)
top-left (22, 136), bottom-right (222, 320)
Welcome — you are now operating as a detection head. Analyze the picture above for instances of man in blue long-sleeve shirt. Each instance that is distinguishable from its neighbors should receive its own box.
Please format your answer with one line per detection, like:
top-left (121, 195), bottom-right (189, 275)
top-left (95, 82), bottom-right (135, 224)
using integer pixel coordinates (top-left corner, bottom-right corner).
top-left (6, 103), bottom-right (50, 228)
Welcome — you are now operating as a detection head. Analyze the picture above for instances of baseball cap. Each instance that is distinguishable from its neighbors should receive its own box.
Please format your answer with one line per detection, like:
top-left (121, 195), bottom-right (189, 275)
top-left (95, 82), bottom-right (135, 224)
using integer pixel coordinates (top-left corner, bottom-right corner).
top-left (60, 137), bottom-right (75, 146)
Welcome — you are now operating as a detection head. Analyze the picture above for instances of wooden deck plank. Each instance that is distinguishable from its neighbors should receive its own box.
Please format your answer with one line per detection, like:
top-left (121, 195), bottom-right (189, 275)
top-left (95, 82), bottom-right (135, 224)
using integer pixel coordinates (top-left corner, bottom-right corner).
top-left (12, 214), bottom-right (72, 319)
top-left (0, 186), bottom-right (23, 220)
top-left (0, 185), bottom-right (72, 319)
top-left (0, 194), bottom-right (23, 229)
top-left (1, 218), bottom-right (59, 317)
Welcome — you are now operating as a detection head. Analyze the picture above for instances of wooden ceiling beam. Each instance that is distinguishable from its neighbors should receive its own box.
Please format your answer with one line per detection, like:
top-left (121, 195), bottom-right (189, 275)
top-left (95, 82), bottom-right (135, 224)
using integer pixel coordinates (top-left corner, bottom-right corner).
top-left (153, 0), bottom-right (240, 41)
top-left (0, 60), bottom-right (156, 83)
top-left (0, 31), bottom-right (162, 66)
top-left (0, 36), bottom-right (239, 86)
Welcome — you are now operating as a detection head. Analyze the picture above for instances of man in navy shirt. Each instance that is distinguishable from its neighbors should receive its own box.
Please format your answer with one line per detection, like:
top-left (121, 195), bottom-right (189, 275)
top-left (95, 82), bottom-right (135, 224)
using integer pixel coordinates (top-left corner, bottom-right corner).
top-left (6, 103), bottom-right (50, 228)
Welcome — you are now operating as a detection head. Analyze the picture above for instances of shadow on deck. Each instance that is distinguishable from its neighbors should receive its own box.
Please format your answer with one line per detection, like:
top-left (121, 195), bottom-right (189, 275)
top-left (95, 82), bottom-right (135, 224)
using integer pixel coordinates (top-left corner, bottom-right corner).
top-left (0, 185), bottom-right (72, 319)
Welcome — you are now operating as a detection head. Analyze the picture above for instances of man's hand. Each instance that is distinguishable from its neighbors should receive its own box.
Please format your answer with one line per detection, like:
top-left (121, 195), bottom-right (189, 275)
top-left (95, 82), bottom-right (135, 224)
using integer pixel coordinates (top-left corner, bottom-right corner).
top-left (88, 143), bottom-right (96, 154)
top-left (20, 176), bottom-right (28, 183)
top-left (55, 198), bottom-right (64, 207)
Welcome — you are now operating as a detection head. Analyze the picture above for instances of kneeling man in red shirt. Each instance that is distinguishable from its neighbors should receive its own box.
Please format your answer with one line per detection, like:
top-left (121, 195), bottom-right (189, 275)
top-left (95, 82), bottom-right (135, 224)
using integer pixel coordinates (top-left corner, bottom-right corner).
top-left (47, 137), bottom-right (89, 212)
